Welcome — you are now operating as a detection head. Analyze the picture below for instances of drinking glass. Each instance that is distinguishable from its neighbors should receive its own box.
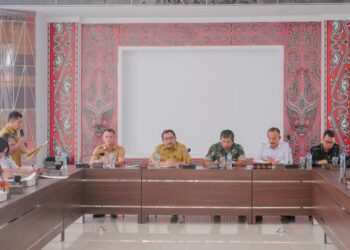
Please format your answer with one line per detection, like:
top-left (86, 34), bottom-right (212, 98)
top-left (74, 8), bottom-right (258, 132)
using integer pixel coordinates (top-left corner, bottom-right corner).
top-left (332, 156), bottom-right (339, 166)
top-left (299, 156), bottom-right (306, 168)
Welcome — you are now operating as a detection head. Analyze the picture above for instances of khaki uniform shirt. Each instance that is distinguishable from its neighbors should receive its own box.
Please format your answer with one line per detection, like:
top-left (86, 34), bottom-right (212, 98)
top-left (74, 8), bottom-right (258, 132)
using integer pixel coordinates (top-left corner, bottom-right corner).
top-left (151, 142), bottom-right (191, 164)
top-left (91, 144), bottom-right (125, 163)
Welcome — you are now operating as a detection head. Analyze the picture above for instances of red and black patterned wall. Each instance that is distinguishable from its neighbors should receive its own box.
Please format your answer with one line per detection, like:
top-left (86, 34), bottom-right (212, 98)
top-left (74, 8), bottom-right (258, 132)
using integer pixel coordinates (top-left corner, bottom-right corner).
top-left (49, 22), bottom-right (326, 163)
top-left (326, 20), bottom-right (350, 153)
top-left (49, 23), bottom-right (77, 162)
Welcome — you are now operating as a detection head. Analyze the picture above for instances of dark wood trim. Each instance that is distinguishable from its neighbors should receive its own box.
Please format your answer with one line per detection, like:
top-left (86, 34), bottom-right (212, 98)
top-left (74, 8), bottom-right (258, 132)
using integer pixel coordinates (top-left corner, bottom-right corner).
top-left (1, 167), bottom-right (350, 250)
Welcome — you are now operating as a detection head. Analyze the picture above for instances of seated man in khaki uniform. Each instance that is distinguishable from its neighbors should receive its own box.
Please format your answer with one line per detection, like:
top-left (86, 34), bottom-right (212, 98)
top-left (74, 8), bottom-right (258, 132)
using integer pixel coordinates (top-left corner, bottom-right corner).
top-left (90, 128), bottom-right (125, 166)
top-left (90, 128), bottom-right (125, 219)
top-left (150, 129), bottom-right (191, 168)
top-left (149, 129), bottom-right (191, 223)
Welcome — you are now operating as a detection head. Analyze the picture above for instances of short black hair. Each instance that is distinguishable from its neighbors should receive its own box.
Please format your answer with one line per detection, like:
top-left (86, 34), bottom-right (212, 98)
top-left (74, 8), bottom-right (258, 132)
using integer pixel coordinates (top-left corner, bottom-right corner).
top-left (267, 127), bottom-right (281, 134)
top-left (162, 129), bottom-right (176, 140)
top-left (220, 130), bottom-right (234, 140)
top-left (103, 128), bottom-right (116, 135)
top-left (1, 133), bottom-right (15, 143)
top-left (323, 130), bottom-right (335, 138)
top-left (8, 111), bottom-right (22, 122)
top-left (0, 137), bottom-right (9, 155)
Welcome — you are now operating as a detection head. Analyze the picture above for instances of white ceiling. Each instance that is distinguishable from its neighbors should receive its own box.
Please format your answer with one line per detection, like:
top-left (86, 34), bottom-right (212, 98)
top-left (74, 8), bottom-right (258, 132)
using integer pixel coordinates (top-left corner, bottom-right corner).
top-left (3, 4), bottom-right (350, 22)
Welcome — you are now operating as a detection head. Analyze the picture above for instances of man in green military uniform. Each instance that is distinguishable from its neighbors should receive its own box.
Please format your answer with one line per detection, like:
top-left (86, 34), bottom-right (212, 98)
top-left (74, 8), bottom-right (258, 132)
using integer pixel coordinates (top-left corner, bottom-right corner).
top-left (205, 129), bottom-right (246, 223)
top-left (205, 129), bottom-right (246, 166)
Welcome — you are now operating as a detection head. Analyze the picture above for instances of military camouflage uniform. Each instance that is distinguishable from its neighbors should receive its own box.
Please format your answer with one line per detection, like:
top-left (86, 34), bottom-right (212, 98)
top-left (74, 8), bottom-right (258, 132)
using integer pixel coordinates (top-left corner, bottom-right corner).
top-left (206, 142), bottom-right (245, 161)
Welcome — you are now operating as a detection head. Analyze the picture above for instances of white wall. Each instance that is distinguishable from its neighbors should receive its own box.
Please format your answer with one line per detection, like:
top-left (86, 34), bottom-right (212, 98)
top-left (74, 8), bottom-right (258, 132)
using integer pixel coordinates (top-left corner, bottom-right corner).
top-left (119, 46), bottom-right (283, 158)
top-left (35, 13), bottom-right (48, 165)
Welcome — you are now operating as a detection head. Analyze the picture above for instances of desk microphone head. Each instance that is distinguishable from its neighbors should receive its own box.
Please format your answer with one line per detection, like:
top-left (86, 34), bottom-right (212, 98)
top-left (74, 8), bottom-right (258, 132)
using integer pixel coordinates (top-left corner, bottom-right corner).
top-left (19, 128), bottom-right (28, 147)
top-left (286, 134), bottom-right (291, 142)
top-left (19, 128), bottom-right (24, 137)
top-left (187, 148), bottom-right (191, 153)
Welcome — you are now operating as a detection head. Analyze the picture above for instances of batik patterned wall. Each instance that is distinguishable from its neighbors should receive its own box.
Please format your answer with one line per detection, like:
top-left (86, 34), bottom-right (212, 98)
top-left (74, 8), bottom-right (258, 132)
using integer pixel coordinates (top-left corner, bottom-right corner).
top-left (0, 10), bottom-right (36, 158)
top-left (49, 23), bottom-right (78, 162)
top-left (80, 24), bottom-right (119, 159)
top-left (49, 22), bottom-right (322, 163)
top-left (326, 20), bottom-right (350, 153)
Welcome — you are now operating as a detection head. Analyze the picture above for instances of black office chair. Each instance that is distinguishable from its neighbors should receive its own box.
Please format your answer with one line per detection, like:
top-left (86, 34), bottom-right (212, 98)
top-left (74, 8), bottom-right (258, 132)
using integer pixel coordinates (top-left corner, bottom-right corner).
top-left (44, 156), bottom-right (55, 168)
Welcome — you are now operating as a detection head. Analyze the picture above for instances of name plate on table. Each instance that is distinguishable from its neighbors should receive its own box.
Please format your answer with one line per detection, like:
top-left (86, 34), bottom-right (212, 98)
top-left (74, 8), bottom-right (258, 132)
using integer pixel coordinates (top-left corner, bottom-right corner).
top-left (179, 164), bottom-right (196, 169)
top-left (285, 164), bottom-right (299, 169)
top-left (45, 161), bottom-right (63, 170)
top-left (253, 163), bottom-right (274, 169)
top-left (76, 163), bottom-right (90, 169)
top-left (9, 183), bottom-right (23, 194)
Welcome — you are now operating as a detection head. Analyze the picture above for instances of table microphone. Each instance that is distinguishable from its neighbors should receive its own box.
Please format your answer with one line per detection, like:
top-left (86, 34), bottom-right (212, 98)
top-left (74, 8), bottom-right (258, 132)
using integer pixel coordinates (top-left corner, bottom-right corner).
top-left (19, 129), bottom-right (28, 147)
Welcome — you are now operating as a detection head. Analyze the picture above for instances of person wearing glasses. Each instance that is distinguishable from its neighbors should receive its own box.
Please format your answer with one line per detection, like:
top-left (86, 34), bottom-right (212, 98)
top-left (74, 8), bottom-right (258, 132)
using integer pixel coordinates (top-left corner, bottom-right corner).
top-left (149, 129), bottom-right (191, 223)
top-left (150, 129), bottom-right (191, 168)
top-left (310, 130), bottom-right (340, 165)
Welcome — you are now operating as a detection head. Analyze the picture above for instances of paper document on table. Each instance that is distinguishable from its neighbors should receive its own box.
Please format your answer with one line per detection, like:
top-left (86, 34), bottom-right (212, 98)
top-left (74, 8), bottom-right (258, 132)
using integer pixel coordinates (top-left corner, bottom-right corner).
top-left (21, 172), bottom-right (36, 181)
top-left (255, 160), bottom-right (267, 163)
top-left (40, 175), bottom-right (69, 179)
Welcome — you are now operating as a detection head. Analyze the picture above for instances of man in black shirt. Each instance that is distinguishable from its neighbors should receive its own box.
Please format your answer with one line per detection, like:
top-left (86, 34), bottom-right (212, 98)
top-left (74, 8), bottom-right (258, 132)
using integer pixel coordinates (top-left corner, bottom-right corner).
top-left (310, 130), bottom-right (340, 165)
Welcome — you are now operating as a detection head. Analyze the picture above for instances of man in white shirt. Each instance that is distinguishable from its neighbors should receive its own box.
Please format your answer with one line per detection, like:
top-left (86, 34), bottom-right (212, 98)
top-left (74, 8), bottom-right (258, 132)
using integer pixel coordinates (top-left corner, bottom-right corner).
top-left (0, 135), bottom-right (44, 174)
top-left (254, 127), bottom-right (294, 222)
top-left (255, 127), bottom-right (292, 165)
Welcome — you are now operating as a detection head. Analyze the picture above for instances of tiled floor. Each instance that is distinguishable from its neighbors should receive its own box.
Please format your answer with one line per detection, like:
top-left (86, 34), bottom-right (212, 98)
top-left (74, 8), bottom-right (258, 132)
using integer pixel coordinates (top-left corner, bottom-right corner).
top-left (43, 215), bottom-right (338, 250)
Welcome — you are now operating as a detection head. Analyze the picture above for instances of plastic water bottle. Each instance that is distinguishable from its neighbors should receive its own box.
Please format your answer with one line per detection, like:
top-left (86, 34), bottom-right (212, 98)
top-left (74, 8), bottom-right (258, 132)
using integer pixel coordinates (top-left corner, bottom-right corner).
top-left (227, 152), bottom-right (233, 170)
top-left (109, 152), bottom-right (116, 169)
top-left (219, 155), bottom-right (226, 169)
top-left (306, 152), bottom-right (312, 170)
top-left (339, 152), bottom-right (346, 182)
top-left (61, 151), bottom-right (67, 170)
top-left (154, 153), bottom-right (161, 169)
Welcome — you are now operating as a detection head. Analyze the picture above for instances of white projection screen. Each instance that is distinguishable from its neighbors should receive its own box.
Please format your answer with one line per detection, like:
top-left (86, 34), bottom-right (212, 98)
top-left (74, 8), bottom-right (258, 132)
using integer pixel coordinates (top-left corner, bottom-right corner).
top-left (118, 46), bottom-right (283, 158)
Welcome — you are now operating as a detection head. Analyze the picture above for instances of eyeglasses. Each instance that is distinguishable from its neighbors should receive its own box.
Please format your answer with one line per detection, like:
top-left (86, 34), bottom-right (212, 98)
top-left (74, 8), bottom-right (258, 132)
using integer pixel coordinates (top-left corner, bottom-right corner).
top-left (324, 140), bottom-right (334, 145)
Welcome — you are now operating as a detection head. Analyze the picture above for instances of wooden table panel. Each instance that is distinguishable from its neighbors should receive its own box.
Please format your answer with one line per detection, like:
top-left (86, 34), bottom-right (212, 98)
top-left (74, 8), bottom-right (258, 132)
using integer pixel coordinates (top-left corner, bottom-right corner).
top-left (82, 168), bottom-right (142, 218)
top-left (141, 168), bottom-right (252, 222)
top-left (143, 182), bottom-right (251, 207)
top-left (84, 168), bottom-right (141, 179)
top-left (312, 169), bottom-right (350, 250)
top-left (142, 168), bottom-right (251, 180)
top-left (0, 181), bottom-right (65, 250)
top-left (253, 169), bottom-right (313, 181)
top-left (63, 171), bottom-right (83, 230)
top-left (253, 183), bottom-right (312, 207)
top-left (83, 182), bottom-right (141, 205)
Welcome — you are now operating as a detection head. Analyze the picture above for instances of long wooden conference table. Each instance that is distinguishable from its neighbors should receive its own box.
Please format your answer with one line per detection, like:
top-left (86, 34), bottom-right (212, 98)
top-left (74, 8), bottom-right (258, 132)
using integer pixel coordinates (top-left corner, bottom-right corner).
top-left (0, 166), bottom-right (349, 250)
